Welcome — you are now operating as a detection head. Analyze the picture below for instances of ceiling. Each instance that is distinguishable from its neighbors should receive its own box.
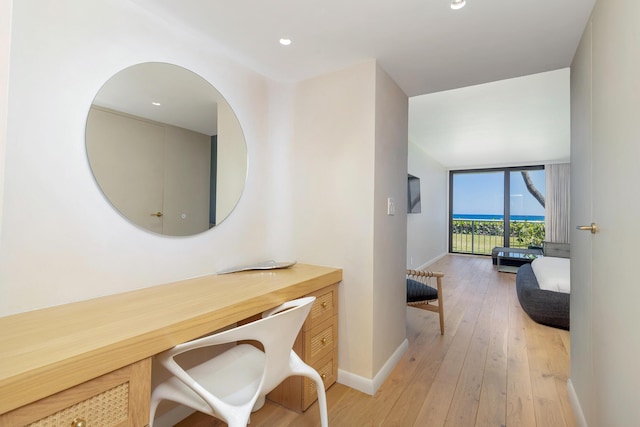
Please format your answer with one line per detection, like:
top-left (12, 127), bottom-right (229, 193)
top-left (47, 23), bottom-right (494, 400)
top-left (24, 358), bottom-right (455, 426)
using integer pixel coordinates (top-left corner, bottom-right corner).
top-left (129, 0), bottom-right (595, 167)
top-left (409, 68), bottom-right (571, 169)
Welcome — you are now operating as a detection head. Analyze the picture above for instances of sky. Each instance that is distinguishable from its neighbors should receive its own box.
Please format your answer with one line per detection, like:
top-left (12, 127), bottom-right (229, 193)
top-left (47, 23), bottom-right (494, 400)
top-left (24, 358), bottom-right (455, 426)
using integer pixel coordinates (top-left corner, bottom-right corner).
top-left (452, 169), bottom-right (545, 216)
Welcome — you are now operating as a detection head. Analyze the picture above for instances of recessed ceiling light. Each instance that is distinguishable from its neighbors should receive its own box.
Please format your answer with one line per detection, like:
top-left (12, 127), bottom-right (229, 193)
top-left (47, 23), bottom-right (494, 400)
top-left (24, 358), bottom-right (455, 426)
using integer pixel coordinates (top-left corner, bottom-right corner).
top-left (151, 102), bottom-right (161, 106)
top-left (451, 0), bottom-right (466, 10)
top-left (279, 38), bottom-right (292, 46)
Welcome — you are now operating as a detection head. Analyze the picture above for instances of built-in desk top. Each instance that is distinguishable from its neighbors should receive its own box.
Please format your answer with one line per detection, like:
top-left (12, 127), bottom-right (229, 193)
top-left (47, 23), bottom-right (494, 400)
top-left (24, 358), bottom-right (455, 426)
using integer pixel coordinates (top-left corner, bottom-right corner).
top-left (0, 263), bottom-right (342, 414)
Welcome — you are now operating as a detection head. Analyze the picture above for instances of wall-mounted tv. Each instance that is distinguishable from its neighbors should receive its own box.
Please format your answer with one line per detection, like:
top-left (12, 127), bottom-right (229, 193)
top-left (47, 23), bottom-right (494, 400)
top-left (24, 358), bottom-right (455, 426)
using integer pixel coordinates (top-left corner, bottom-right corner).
top-left (408, 174), bottom-right (421, 214)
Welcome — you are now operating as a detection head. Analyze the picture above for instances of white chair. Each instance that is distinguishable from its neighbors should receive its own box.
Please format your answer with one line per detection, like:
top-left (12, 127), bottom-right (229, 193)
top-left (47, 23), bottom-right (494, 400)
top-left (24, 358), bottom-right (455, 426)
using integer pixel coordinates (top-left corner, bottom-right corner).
top-left (149, 296), bottom-right (328, 427)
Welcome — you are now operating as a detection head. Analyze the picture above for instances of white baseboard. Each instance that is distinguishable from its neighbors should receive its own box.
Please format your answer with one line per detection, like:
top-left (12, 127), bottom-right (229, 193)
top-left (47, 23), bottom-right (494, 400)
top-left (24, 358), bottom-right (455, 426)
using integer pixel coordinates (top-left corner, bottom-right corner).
top-left (337, 338), bottom-right (408, 395)
top-left (567, 378), bottom-right (588, 427)
top-left (418, 252), bottom-right (447, 271)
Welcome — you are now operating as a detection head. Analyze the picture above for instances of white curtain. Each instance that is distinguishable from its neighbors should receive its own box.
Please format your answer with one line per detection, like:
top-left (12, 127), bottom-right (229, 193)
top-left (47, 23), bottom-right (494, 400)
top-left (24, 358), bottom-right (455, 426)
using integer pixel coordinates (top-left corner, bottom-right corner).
top-left (545, 163), bottom-right (571, 243)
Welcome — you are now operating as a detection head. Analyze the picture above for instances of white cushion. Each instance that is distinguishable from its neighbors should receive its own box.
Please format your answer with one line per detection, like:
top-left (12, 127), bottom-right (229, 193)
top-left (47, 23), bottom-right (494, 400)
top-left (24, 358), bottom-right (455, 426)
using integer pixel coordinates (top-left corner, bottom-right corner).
top-left (531, 257), bottom-right (570, 293)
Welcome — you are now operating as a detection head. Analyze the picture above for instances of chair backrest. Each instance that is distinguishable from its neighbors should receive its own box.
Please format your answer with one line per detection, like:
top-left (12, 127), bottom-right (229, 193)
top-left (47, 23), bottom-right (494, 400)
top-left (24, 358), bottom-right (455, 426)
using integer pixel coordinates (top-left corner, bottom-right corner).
top-left (156, 296), bottom-right (315, 400)
top-left (258, 297), bottom-right (315, 392)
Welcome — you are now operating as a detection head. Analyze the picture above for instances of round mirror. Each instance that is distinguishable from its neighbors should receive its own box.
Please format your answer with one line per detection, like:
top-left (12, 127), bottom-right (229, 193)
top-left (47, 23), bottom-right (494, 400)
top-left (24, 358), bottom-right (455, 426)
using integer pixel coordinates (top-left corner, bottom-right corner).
top-left (86, 63), bottom-right (247, 236)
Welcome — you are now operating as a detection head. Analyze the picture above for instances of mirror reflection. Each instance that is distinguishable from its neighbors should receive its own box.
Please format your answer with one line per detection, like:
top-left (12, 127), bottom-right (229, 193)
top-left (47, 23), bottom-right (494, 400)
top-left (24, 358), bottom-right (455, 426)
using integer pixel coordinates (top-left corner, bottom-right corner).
top-left (86, 63), bottom-right (247, 236)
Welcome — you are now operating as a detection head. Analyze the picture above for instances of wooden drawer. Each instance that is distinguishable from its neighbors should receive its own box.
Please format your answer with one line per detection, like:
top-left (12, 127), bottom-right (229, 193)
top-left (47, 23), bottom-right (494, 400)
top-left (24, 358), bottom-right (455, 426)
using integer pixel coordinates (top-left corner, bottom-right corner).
top-left (302, 348), bottom-right (338, 409)
top-left (304, 284), bottom-right (338, 330)
top-left (0, 358), bottom-right (151, 427)
top-left (304, 316), bottom-right (337, 365)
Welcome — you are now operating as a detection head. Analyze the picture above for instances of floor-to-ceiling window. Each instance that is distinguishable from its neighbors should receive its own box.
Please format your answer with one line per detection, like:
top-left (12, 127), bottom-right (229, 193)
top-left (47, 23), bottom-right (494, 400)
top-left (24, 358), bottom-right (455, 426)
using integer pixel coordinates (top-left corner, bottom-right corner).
top-left (450, 166), bottom-right (545, 255)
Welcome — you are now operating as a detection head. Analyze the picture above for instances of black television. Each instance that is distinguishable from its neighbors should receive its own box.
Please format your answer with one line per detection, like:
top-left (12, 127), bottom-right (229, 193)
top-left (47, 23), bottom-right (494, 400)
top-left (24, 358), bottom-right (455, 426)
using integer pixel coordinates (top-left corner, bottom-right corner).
top-left (407, 174), bottom-right (421, 214)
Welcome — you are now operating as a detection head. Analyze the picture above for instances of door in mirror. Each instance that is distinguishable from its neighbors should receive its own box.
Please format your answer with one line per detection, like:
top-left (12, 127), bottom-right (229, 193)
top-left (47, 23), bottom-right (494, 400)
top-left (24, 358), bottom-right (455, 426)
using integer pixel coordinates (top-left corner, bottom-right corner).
top-left (85, 63), bottom-right (247, 236)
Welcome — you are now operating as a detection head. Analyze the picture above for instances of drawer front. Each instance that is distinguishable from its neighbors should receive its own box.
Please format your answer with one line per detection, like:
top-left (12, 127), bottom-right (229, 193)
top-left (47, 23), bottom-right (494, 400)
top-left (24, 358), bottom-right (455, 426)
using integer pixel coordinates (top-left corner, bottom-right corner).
top-left (0, 358), bottom-right (151, 427)
top-left (302, 349), bottom-right (338, 410)
top-left (305, 284), bottom-right (338, 330)
top-left (27, 383), bottom-right (129, 427)
top-left (304, 317), bottom-right (337, 364)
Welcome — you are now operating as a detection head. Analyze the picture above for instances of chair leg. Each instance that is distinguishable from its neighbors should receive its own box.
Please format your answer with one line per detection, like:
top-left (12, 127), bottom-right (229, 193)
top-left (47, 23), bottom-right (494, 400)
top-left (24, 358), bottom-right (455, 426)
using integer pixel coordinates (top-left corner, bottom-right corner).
top-left (148, 395), bottom-right (161, 427)
top-left (289, 354), bottom-right (329, 427)
top-left (225, 409), bottom-right (252, 427)
top-left (436, 276), bottom-right (444, 335)
top-left (306, 370), bottom-right (329, 427)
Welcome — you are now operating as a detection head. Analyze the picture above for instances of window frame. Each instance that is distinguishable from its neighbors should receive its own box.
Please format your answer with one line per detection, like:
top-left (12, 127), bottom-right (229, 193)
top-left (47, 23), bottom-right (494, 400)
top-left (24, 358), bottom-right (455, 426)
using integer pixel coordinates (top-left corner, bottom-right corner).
top-left (448, 165), bottom-right (545, 255)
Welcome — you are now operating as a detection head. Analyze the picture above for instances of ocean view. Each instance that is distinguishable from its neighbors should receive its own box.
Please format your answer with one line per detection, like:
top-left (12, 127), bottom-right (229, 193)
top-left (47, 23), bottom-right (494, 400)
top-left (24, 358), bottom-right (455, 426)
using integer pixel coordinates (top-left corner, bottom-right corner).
top-left (453, 214), bottom-right (544, 222)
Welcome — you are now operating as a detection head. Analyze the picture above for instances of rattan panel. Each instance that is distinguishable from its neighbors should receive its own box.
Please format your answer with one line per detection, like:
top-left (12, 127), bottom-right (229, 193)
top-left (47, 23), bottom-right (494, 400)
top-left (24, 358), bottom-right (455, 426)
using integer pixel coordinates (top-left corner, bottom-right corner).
top-left (27, 383), bottom-right (129, 427)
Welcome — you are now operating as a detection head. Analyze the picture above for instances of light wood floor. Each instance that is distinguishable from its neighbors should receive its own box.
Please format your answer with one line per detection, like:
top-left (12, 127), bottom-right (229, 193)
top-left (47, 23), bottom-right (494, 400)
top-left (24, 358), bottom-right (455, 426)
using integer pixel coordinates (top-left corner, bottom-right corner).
top-left (177, 255), bottom-right (575, 426)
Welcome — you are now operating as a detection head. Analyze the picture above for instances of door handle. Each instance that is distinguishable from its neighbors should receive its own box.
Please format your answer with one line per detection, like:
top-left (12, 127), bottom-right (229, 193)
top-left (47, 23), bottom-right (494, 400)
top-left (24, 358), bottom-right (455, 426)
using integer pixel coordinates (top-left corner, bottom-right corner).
top-left (150, 212), bottom-right (163, 217)
top-left (576, 223), bottom-right (597, 234)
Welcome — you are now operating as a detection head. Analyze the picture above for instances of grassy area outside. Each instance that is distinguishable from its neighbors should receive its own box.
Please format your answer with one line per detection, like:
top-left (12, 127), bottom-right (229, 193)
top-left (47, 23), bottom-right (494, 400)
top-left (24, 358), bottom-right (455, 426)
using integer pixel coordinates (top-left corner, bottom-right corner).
top-left (451, 234), bottom-right (529, 255)
top-left (451, 219), bottom-right (544, 255)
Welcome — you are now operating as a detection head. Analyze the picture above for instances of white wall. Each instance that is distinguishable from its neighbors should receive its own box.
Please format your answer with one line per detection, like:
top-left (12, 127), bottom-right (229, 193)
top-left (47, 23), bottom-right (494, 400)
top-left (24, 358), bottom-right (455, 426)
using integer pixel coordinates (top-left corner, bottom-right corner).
top-left (372, 64), bottom-right (409, 377)
top-left (0, 0), bottom-right (286, 315)
top-left (292, 61), bottom-right (408, 393)
top-left (1, 0), bottom-right (412, 406)
top-left (0, 0), bottom-right (12, 238)
top-left (293, 61), bottom-right (376, 381)
top-left (570, 0), bottom-right (640, 425)
top-left (407, 141), bottom-right (448, 269)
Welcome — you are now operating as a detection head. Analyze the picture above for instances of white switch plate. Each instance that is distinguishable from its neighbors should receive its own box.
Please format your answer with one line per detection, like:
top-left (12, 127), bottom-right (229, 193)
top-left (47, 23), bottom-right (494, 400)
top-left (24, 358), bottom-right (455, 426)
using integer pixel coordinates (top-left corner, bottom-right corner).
top-left (387, 197), bottom-right (395, 215)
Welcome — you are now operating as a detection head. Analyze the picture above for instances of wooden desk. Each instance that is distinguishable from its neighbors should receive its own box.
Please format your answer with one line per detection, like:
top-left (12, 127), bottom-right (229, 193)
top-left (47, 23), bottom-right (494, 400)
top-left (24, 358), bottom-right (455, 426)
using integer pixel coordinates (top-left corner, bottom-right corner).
top-left (0, 263), bottom-right (342, 417)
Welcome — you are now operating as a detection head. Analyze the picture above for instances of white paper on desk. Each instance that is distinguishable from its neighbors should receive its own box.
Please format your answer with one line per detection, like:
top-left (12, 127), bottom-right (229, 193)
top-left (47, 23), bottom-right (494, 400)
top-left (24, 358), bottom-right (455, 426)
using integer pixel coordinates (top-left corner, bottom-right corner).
top-left (217, 260), bottom-right (297, 274)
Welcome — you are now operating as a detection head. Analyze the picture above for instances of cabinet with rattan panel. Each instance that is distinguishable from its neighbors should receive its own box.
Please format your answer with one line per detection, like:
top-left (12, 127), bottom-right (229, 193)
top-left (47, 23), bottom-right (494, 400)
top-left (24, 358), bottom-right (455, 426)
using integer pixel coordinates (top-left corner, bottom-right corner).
top-left (0, 358), bottom-right (151, 427)
top-left (268, 283), bottom-right (339, 412)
